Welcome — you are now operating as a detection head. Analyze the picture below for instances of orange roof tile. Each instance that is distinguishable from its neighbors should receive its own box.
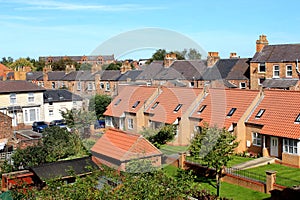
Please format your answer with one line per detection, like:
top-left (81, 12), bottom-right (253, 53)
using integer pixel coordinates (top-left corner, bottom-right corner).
top-left (91, 128), bottom-right (162, 162)
top-left (145, 87), bottom-right (202, 124)
top-left (247, 90), bottom-right (300, 139)
top-left (104, 86), bottom-right (158, 117)
top-left (190, 89), bottom-right (259, 129)
top-left (0, 63), bottom-right (12, 77)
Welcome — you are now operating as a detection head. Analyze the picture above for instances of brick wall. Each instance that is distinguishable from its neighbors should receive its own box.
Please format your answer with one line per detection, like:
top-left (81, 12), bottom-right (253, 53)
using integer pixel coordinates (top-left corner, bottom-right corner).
top-left (281, 153), bottom-right (300, 168)
top-left (0, 112), bottom-right (13, 140)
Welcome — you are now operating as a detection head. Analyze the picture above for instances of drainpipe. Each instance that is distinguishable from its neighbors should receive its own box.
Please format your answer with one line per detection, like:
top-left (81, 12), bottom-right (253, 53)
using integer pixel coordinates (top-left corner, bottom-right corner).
top-left (296, 59), bottom-right (300, 75)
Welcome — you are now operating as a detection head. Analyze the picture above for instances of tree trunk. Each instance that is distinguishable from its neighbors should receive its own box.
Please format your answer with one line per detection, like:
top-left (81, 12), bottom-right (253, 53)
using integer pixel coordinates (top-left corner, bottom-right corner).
top-left (216, 170), bottom-right (221, 196)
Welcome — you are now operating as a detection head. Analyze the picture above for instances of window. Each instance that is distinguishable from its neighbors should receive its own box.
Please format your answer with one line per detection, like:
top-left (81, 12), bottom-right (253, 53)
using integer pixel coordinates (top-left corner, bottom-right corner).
top-left (128, 118), bottom-right (133, 129)
top-left (88, 82), bottom-right (93, 91)
top-left (28, 93), bottom-right (34, 103)
top-left (240, 82), bottom-right (246, 89)
top-left (52, 82), bottom-right (55, 89)
top-left (227, 108), bottom-right (237, 117)
top-left (258, 63), bottom-right (266, 73)
top-left (190, 81), bottom-right (195, 87)
top-left (106, 116), bottom-right (112, 127)
top-left (174, 104), bottom-right (183, 112)
top-left (106, 83), bottom-right (110, 91)
top-left (273, 65), bottom-right (280, 78)
top-left (295, 113), bottom-right (300, 123)
top-left (255, 109), bottom-right (265, 118)
top-left (10, 93), bottom-right (16, 104)
top-left (132, 101), bottom-right (140, 108)
top-left (23, 108), bottom-right (40, 123)
top-left (114, 99), bottom-right (122, 106)
top-left (286, 65), bottom-right (293, 77)
top-left (49, 109), bottom-right (54, 116)
top-left (151, 102), bottom-right (159, 109)
top-left (283, 139), bottom-right (299, 154)
top-left (100, 82), bottom-right (104, 89)
top-left (197, 105), bottom-right (207, 114)
top-left (258, 77), bottom-right (265, 85)
top-left (252, 132), bottom-right (262, 146)
top-left (77, 82), bottom-right (82, 91)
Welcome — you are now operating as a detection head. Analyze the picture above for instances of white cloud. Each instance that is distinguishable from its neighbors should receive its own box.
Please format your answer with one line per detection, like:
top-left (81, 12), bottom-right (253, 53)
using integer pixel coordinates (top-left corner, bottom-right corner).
top-left (5, 0), bottom-right (164, 11)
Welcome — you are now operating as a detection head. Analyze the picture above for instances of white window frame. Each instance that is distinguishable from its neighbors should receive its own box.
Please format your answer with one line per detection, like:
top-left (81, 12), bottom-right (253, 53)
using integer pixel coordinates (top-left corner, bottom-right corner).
top-left (239, 82), bottom-right (246, 89)
top-left (283, 139), bottom-right (299, 155)
top-left (128, 118), bottom-right (133, 129)
top-left (10, 93), bottom-right (16, 104)
top-left (77, 82), bottom-right (82, 91)
top-left (106, 82), bottom-right (110, 91)
top-left (100, 82), bottom-right (105, 89)
top-left (52, 82), bottom-right (56, 89)
top-left (49, 109), bottom-right (54, 116)
top-left (105, 116), bottom-right (113, 127)
top-left (258, 63), bottom-right (266, 73)
top-left (87, 82), bottom-right (93, 91)
top-left (273, 65), bottom-right (280, 78)
top-left (23, 107), bottom-right (40, 123)
top-left (252, 132), bottom-right (262, 146)
top-left (28, 92), bottom-right (34, 103)
top-left (258, 78), bottom-right (265, 86)
top-left (286, 65), bottom-right (293, 77)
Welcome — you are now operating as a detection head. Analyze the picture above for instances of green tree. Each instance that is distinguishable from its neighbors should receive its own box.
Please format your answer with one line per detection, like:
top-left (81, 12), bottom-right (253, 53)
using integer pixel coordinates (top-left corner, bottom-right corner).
top-left (189, 125), bottom-right (239, 196)
top-left (61, 109), bottom-right (97, 138)
top-left (9, 58), bottom-right (33, 70)
top-left (1, 57), bottom-right (14, 66)
top-left (180, 48), bottom-right (202, 60)
top-left (148, 124), bottom-right (176, 148)
top-left (88, 94), bottom-right (112, 119)
top-left (79, 63), bottom-right (93, 71)
top-left (104, 62), bottom-right (122, 70)
top-left (50, 58), bottom-right (79, 71)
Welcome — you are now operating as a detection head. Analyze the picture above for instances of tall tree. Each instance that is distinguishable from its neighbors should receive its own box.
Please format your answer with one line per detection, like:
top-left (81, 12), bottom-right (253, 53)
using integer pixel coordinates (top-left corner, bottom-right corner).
top-left (147, 124), bottom-right (176, 148)
top-left (9, 58), bottom-right (33, 70)
top-left (189, 125), bottom-right (239, 196)
top-left (51, 58), bottom-right (79, 71)
top-left (88, 94), bottom-right (112, 119)
top-left (1, 57), bottom-right (14, 66)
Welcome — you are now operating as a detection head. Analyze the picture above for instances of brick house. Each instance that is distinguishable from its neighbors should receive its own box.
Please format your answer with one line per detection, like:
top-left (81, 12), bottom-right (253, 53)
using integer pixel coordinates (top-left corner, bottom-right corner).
top-left (91, 128), bottom-right (162, 172)
top-left (0, 112), bottom-right (13, 152)
top-left (250, 35), bottom-right (300, 90)
top-left (95, 70), bottom-right (121, 97)
top-left (0, 81), bottom-right (45, 130)
top-left (245, 90), bottom-right (300, 168)
top-left (104, 85), bottom-right (159, 133)
top-left (144, 87), bottom-right (203, 146)
top-left (189, 88), bottom-right (260, 152)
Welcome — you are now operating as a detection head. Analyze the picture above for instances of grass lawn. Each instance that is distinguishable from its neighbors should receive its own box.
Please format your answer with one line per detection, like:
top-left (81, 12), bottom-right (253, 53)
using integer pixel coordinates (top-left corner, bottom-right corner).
top-left (199, 178), bottom-right (270, 200)
top-left (242, 163), bottom-right (300, 187)
top-left (186, 155), bottom-right (254, 168)
top-left (163, 165), bottom-right (270, 200)
top-left (160, 144), bottom-right (189, 155)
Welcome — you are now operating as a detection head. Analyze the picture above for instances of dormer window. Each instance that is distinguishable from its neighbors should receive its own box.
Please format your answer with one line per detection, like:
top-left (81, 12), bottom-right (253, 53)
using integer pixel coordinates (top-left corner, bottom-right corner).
top-left (132, 101), bottom-right (140, 109)
top-left (114, 99), bottom-right (121, 106)
top-left (151, 102), bottom-right (159, 109)
top-left (255, 109), bottom-right (265, 118)
top-left (197, 105), bottom-right (207, 114)
top-left (174, 104), bottom-right (183, 112)
top-left (295, 114), bottom-right (300, 123)
top-left (227, 108), bottom-right (237, 117)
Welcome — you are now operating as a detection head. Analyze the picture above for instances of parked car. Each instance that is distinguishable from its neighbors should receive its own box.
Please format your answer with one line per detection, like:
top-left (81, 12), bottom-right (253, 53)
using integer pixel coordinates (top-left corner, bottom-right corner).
top-left (32, 121), bottom-right (48, 133)
top-left (94, 120), bottom-right (105, 129)
top-left (49, 119), bottom-right (71, 131)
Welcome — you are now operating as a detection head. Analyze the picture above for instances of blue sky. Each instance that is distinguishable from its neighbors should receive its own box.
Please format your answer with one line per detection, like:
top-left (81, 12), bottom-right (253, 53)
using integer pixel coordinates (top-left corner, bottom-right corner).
top-left (1, 0), bottom-right (300, 60)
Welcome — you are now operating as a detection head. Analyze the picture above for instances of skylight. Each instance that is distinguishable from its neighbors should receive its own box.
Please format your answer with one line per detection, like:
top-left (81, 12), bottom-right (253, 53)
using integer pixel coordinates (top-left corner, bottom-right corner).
top-left (295, 113), bottom-right (300, 123)
top-left (255, 109), bottom-right (265, 118)
top-left (151, 102), bottom-right (159, 109)
top-left (227, 108), bottom-right (237, 117)
top-left (114, 99), bottom-right (121, 106)
top-left (174, 104), bottom-right (183, 112)
top-left (132, 101), bottom-right (140, 109)
top-left (197, 105), bottom-right (207, 114)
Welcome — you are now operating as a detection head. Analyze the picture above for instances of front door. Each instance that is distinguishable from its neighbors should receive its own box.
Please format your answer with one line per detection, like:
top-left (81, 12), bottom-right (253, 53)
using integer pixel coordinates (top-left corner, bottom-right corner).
top-left (270, 137), bottom-right (278, 157)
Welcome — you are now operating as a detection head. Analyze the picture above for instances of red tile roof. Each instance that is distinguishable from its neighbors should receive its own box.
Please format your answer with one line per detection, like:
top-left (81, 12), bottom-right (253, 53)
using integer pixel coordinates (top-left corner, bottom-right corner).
top-left (190, 89), bottom-right (259, 129)
top-left (0, 63), bottom-right (12, 77)
top-left (104, 86), bottom-right (158, 117)
top-left (91, 128), bottom-right (162, 162)
top-left (247, 90), bottom-right (300, 139)
top-left (145, 87), bottom-right (202, 124)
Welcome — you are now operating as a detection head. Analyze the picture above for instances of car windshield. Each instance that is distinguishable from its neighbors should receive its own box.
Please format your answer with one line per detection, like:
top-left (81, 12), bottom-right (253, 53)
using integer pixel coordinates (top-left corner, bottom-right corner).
top-left (36, 122), bottom-right (46, 125)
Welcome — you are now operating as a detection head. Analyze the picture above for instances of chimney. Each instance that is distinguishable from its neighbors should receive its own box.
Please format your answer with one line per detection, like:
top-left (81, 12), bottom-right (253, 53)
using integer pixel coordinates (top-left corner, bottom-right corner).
top-left (164, 53), bottom-right (177, 68)
top-left (207, 52), bottom-right (220, 67)
top-left (230, 52), bottom-right (239, 59)
top-left (256, 35), bottom-right (268, 52)
top-left (120, 60), bottom-right (132, 74)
